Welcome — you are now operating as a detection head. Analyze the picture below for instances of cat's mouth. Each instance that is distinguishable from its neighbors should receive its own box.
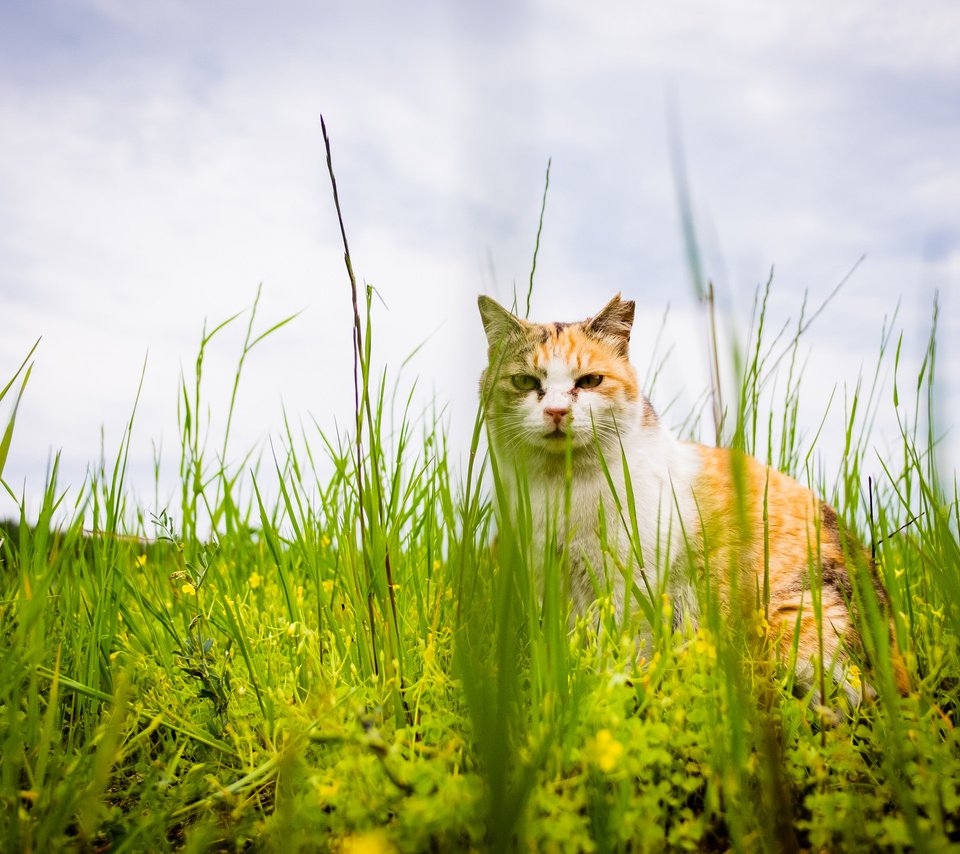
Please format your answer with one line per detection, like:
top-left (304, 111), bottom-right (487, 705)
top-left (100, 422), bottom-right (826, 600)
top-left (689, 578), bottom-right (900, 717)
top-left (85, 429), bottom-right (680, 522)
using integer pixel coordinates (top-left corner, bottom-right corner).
top-left (544, 428), bottom-right (568, 440)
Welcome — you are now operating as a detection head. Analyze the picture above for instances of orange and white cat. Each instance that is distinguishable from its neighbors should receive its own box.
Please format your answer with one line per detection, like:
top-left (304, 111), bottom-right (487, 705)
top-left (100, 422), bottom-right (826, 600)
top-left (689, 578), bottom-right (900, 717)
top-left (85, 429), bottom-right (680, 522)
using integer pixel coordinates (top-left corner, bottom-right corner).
top-left (478, 292), bottom-right (906, 703)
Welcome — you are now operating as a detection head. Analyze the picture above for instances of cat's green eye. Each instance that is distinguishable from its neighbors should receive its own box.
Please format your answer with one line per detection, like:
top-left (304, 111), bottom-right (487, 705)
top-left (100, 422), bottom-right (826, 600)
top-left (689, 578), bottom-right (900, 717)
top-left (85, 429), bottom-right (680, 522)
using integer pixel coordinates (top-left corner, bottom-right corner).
top-left (510, 374), bottom-right (540, 392)
top-left (576, 374), bottom-right (604, 389)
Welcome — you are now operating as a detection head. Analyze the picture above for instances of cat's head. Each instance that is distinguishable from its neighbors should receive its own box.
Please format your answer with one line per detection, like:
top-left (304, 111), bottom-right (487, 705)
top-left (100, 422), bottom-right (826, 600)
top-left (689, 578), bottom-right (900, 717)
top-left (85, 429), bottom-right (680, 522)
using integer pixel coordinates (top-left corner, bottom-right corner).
top-left (478, 294), bottom-right (654, 455)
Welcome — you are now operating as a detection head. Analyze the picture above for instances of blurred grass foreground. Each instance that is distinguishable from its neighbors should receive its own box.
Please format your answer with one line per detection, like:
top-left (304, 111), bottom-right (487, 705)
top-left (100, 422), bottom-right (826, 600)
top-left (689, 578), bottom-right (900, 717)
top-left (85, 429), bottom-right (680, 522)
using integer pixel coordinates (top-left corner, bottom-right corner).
top-left (1, 134), bottom-right (959, 851)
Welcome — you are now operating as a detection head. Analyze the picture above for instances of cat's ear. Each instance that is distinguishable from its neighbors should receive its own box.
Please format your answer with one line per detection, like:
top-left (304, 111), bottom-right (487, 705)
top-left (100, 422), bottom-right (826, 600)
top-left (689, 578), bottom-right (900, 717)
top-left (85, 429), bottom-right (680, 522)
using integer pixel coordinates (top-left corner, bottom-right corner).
top-left (478, 295), bottom-right (524, 346)
top-left (586, 293), bottom-right (635, 356)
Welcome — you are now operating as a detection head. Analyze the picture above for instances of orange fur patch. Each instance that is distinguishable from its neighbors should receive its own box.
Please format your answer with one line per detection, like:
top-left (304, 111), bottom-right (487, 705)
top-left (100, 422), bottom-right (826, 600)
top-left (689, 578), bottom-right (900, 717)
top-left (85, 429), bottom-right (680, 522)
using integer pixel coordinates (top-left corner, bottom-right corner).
top-left (691, 445), bottom-right (906, 694)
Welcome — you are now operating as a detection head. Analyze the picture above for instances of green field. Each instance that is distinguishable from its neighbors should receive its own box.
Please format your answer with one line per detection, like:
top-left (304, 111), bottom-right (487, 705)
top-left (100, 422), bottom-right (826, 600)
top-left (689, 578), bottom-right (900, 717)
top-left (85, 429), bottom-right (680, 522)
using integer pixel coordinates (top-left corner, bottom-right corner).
top-left (2, 157), bottom-right (959, 852)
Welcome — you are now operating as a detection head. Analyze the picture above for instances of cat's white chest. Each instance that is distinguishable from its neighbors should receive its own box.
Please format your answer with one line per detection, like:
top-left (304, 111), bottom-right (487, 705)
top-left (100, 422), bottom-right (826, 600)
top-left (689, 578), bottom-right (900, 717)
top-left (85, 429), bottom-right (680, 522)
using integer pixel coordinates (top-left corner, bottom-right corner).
top-left (524, 470), bottom-right (609, 612)
top-left (520, 429), bottom-right (701, 619)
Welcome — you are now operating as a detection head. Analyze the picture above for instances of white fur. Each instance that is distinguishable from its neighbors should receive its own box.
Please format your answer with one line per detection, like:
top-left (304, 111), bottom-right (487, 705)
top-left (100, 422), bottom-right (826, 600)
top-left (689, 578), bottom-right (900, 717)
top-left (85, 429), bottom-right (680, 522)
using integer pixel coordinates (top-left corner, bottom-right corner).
top-left (489, 355), bottom-right (702, 624)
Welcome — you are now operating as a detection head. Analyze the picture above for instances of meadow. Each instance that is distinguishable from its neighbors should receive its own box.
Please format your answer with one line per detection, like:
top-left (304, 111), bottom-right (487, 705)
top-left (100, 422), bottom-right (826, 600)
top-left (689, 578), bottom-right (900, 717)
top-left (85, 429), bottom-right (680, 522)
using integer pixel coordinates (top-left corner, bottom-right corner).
top-left (2, 137), bottom-right (959, 852)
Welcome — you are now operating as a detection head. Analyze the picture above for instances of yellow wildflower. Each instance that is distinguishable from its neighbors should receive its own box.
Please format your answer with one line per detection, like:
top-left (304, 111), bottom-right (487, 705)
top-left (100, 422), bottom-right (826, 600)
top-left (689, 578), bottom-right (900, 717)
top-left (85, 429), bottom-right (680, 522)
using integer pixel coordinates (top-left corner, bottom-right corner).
top-left (322, 579), bottom-right (334, 595)
top-left (321, 535), bottom-right (332, 547)
top-left (693, 631), bottom-right (717, 662)
top-left (341, 830), bottom-right (393, 854)
top-left (432, 559), bottom-right (442, 571)
top-left (589, 729), bottom-right (624, 773)
top-left (135, 554), bottom-right (148, 568)
top-left (316, 779), bottom-right (340, 799)
top-left (249, 572), bottom-right (262, 590)
top-left (755, 610), bottom-right (770, 639)
top-left (181, 582), bottom-right (196, 597)
top-left (845, 664), bottom-right (862, 692)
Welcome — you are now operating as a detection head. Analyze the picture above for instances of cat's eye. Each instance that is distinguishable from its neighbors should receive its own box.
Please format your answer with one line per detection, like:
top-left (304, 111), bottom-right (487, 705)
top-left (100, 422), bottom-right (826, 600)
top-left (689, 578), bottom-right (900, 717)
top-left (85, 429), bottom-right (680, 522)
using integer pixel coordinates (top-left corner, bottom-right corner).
top-left (510, 374), bottom-right (541, 392)
top-left (576, 374), bottom-right (604, 389)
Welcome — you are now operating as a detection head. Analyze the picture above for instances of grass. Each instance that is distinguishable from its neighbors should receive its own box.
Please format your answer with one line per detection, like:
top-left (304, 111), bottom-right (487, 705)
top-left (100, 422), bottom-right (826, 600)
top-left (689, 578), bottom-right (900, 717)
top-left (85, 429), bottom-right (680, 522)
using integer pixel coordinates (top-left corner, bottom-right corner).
top-left (1, 138), bottom-right (959, 852)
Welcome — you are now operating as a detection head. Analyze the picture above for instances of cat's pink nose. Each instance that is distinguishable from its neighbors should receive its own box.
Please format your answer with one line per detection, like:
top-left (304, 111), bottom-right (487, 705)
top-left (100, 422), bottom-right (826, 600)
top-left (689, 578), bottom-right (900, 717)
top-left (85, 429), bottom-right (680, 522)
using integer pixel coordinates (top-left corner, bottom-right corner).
top-left (545, 407), bottom-right (569, 426)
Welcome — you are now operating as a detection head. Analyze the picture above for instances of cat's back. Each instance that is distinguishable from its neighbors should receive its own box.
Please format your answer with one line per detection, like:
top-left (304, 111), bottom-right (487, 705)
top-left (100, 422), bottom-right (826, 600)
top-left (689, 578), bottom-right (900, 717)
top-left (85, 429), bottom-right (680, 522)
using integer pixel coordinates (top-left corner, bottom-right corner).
top-left (688, 444), bottom-right (854, 587)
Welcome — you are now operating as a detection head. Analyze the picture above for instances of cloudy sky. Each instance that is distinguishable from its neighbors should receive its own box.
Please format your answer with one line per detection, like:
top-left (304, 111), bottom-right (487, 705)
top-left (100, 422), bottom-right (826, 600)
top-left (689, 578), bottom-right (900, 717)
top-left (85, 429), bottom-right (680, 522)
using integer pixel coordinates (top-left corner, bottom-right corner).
top-left (1, 0), bottom-right (958, 524)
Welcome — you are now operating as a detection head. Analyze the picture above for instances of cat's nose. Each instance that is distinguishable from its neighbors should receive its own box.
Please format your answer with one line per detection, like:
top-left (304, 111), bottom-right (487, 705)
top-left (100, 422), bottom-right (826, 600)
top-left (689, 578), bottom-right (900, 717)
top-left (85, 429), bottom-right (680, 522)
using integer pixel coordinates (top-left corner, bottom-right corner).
top-left (544, 407), bottom-right (569, 426)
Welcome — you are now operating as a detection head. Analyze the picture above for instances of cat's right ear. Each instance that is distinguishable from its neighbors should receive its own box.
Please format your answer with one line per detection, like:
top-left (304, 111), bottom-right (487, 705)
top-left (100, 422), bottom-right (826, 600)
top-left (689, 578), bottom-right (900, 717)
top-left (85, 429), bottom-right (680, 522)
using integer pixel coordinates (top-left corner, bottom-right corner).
top-left (478, 295), bottom-right (523, 346)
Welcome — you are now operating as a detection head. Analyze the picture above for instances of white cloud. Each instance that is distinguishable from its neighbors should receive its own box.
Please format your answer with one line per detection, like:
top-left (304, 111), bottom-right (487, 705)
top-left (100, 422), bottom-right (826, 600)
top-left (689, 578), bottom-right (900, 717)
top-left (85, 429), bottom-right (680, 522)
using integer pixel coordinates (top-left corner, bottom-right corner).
top-left (1, 0), bottom-right (957, 524)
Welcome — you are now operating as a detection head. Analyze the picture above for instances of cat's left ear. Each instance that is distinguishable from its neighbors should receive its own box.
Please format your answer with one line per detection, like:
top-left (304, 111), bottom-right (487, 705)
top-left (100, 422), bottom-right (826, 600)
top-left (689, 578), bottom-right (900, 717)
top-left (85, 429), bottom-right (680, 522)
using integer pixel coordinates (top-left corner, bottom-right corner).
top-left (586, 293), bottom-right (635, 356)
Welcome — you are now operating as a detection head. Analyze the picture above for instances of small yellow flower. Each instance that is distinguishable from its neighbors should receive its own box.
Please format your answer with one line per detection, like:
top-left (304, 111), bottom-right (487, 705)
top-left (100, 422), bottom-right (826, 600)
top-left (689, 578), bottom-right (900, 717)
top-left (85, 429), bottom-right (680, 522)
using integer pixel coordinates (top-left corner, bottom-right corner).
top-left (321, 535), bottom-right (332, 547)
top-left (322, 579), bottom-right (334, 595)
top-left (589, 729), bottom-right (624, 773)
top-left (341, 830), bottom-right (393, 854)
top-left (181, 582), bottom-right (196, 597)
top-left (287, 622), bottom-right (298, 637)
top-left (316, 779), bottom-right (340, 799)
top-left (846, 664), bottom-right (862, 691)
top-left (249, 572), bottom-right (262, 590)
top-left (693, 630), bottom-right (717, 662)
top-left (135, 554), bottom-right (148, 568)
top-left (755, 613), bottom-right (770, 639)
top-left (432, 559), bottom-right (442, 571)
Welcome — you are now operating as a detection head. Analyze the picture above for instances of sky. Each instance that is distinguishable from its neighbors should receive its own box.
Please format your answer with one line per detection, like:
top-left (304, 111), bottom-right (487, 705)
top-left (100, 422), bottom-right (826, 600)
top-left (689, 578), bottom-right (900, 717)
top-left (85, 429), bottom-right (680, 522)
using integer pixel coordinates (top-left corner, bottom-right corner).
top-left (1, 0), bottom-right (958, 526)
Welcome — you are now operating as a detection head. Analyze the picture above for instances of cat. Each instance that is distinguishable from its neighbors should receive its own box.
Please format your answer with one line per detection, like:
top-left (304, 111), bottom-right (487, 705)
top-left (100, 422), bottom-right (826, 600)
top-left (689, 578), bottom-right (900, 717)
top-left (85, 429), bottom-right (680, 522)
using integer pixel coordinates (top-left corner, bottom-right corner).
top-left (478, 292), bottom-right (908, 704)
